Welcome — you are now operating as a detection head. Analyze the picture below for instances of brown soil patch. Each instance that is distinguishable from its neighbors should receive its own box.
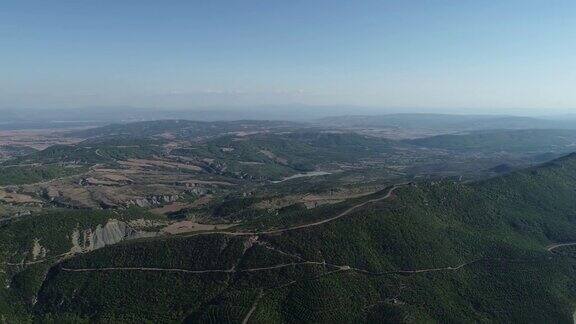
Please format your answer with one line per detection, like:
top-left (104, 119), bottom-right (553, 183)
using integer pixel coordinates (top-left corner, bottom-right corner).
top-left (0, 190), bottom-right (42, 204)
top-left (179, 179), bottom-right (233, 187)
top-left (161, 220), bottom-right (234, 234)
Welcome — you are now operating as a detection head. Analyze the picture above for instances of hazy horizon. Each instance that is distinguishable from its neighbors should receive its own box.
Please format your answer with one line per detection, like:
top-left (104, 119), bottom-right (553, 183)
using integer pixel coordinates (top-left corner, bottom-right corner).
top-left (3, 1), bottom-right (576, 113)
top-left (2, 105), bottom-right (576, 128)
top-left (2, 105), bottom-right (576, 119)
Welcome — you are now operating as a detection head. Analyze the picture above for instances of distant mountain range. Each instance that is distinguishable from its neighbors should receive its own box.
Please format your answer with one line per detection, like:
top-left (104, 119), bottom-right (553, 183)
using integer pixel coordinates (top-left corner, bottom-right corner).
top-left (12, 151), bottom-right (576, 322)
top-left (4, 118), bottom-right (576, 321)
top-left (319, 113), bottom-right (576, 131)
top-left (3, 107), bottom-right (576, 131)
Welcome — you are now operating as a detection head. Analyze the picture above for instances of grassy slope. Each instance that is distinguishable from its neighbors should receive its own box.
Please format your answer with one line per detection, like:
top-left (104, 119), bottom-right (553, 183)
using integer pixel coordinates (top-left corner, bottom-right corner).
top-left (12, 154), bottom-right (576, 322)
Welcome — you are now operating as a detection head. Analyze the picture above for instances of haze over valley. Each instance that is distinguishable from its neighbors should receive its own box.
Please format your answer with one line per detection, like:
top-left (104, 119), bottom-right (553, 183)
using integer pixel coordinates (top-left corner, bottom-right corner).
top-left (4, 1), bottom-right (576, 323)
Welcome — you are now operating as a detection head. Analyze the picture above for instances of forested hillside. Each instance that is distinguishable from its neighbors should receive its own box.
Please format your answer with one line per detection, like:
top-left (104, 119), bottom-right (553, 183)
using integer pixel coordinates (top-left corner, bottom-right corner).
top-left (10, 153), bottom-right (576, 323)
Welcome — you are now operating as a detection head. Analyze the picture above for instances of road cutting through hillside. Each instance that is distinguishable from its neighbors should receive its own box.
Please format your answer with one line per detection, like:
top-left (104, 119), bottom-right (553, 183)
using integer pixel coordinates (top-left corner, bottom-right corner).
top-left (59, 257), bottom-right (478, 324)
top-left (180, 183), bottom-right (412, 239)
top-left (353, 259), bottom-right (480, 275)
top-left (56, 184), bottom-right (411, 274)
top-left (547, 242), bottom-right (576, 252)
top-left (60, 261), bottom-right (345, 274)
top-left (60, 259), bottom-right (476, 277)
top-left (6, 184), bottom-right (410, 269)
top-left (260, 183), bottom-right (409, 234)
top-left (5, 251), bottom-right (76, 267)
top-left (242, 291), bottom-right (264, 324)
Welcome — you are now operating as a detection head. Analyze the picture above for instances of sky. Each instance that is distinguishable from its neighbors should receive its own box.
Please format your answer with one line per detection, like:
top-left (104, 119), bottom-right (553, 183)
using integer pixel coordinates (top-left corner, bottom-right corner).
top-left (2, 0), bottom-right (576, 114)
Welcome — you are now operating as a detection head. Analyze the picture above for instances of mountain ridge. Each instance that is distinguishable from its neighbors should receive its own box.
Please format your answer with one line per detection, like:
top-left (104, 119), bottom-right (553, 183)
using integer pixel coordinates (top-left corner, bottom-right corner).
top-left (15, 152), bottom-right (576, 322)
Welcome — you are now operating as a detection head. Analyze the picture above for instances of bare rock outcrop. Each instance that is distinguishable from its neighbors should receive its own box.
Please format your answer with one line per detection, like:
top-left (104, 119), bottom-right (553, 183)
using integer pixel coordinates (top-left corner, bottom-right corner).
top-left (31, 238), bottom-right (48, 261)
top-left (70, 219), bottom-right (157, 254)
top-left (126, 195), bottom-right (180, 208)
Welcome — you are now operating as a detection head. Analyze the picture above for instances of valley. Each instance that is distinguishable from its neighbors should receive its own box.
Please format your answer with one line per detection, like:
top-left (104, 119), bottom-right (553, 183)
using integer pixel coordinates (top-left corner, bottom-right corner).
top-left (7, 2), bottom-right (576, 322)
top-left (2, 116), bottom-right (576, 322)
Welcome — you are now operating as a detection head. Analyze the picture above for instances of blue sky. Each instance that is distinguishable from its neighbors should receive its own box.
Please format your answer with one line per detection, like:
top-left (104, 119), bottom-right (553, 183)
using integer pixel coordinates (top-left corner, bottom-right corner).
top-left (2, 0), bottom-right (576, 113)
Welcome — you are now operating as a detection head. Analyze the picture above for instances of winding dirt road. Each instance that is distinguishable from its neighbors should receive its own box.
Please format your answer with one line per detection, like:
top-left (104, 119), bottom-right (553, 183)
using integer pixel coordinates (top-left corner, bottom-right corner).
top-left (6, 184), bottom-right (409, 269)
top-left (242, 291), bottom-right (263, 324)
top-left (50, 183), bottom-right (414, 324)
top-left (547, 242), bottom-right (576, 252)
top-left (180, 183), bottom-right (410, 239)
top-left (259, 183), bottom-right (408, 235)
top-left (60, 261), bottom-right (345, 274)
top-left (60, 256), bottom-right (477, 324)
top-left (60, 259), bottom-right (475, 277)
